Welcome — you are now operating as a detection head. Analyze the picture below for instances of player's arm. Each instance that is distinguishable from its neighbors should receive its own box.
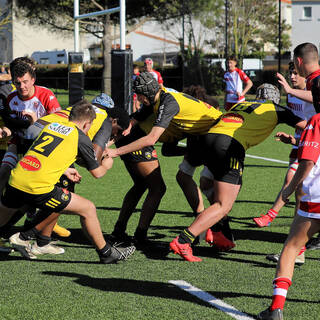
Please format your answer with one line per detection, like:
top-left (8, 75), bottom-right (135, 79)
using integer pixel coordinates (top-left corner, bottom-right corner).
top-left (92, 118), bottom-right (112, 163)
top-left (107, 126), bottom-right (165, 158)
top-left (77, 130), bottom-right (113, 179)
top-left (240, 78), bottom-right (253, 97)
top-left (277, 72), bottom-right (313, 103)
top-left (89, 156), bottom-right (113, 178)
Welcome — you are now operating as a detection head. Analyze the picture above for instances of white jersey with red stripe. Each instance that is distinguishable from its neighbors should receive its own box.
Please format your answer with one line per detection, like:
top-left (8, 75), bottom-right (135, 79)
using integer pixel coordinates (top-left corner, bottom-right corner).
top-left (6, 85), bottom-right (61, 137)
top-left (148, 69), bottom-right (163, 84)
top-left (224, 68), bottom-right (250, 103)
top-left (287, 93), bottom-right (316, 153)
top-left (297, 113), bottom-right (320, 218)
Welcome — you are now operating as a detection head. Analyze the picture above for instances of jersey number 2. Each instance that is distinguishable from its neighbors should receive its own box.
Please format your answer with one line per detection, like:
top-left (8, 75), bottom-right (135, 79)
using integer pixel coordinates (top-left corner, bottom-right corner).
top-left (30, 132), bottom-right (63, 157)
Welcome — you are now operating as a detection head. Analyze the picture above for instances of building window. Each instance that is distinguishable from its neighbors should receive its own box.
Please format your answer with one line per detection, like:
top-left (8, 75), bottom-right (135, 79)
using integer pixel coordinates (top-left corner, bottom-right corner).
top-left (303, 6), bottom-right (312, 19)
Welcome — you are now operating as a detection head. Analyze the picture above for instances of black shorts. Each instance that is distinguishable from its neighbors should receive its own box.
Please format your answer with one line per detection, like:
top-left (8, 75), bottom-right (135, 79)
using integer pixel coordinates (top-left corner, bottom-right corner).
top-left (184, 135), bottom-right (206, 168)
top-left (201, 133), bottom-right (245, 185)
top-left (116, 125), bottom-right (158, 163)
top-left (1, 184), bottom-right (72, 212)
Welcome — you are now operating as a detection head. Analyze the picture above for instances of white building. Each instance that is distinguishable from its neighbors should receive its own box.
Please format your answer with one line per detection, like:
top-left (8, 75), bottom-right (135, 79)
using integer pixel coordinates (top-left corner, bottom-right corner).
top-left (291, 0), bottom-right (320, 53)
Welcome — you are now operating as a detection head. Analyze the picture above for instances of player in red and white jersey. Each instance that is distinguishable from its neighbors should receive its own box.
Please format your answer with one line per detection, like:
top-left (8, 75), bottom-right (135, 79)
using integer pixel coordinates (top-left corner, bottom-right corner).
top-left (253, 62), bottom-right (316, 230)
top-left (224, 55), bottom-right (252, 111)
top-left (257, 113), bottom-right (320, 320)
top-left (144, 58), bottom-right (164, 89)
top-left (4, 62), bottom-right (60, 139)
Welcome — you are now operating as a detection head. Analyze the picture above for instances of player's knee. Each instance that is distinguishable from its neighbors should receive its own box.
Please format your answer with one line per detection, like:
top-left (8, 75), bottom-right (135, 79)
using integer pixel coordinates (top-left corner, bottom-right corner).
top-left (178, 159), bottom-right (196, 178)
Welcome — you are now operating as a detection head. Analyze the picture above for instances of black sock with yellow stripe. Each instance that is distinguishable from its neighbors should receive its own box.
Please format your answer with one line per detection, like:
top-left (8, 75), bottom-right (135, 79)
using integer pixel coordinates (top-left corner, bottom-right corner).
top-left (178, 229), bottom-right (196, 244)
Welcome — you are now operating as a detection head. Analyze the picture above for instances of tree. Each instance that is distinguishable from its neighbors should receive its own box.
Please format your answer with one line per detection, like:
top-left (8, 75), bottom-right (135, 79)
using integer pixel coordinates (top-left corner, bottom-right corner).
top-left (14, 0), bottom-right (163, 93)
top-left (227, 0), bottom-right (291, 67)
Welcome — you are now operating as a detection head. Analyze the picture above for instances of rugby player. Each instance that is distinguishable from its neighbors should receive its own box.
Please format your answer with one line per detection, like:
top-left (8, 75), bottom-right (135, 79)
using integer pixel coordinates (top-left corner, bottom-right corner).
top-left (6, 96), bottom-right (130, 257)
top-left (257, 42), bottom-right (320, 320)
top-left (169, 84), bottom-right (307, 262)
top-left (0, 101), bottom-right (135, 263)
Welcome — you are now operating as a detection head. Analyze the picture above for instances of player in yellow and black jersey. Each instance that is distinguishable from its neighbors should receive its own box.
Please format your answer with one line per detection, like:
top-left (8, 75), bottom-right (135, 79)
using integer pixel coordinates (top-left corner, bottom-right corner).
top-left (106, 72), bottom-right (222, 159)
top-left (169, 84), bottom-right (308, 262)
top-left (0, 101), bottom-right (135, 263)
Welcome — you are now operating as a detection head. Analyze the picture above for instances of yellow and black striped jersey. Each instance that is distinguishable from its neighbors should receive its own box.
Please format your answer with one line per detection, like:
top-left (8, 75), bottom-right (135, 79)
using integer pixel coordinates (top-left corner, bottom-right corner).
top-left (209, 100), bottom-right (304, 150)
top-left (135, 90), bottom-right (222, 143)
top-left (28, 105), bottom-right (112, 150)
top-left (9, 121), bottom-right (99, 195)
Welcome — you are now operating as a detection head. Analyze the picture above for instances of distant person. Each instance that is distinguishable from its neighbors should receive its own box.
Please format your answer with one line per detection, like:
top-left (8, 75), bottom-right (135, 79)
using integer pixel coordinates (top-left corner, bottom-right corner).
top-left (144, 58), bottom-right (164, 89)
top-left (224, 55), bottom-right (253, 111)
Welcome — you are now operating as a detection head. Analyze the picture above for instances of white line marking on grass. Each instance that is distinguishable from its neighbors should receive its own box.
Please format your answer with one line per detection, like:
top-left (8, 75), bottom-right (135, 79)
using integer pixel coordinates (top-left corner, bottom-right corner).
top-left (178, 141), bottom-right (289, 165)
top-left (169, 280), bottom-right (255, 320)
top-left (245, 154), bottom-right (289, 164)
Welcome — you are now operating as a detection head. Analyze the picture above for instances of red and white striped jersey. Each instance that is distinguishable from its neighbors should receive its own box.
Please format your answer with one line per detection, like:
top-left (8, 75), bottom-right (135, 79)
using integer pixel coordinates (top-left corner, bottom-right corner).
top-left (297, 113), bottom-right (320, 218)
top-left (224, 68), bottom-right (250, 103)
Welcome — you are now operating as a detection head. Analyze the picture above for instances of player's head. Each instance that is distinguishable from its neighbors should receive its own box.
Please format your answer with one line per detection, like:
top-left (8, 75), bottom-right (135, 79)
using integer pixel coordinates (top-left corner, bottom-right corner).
top-left (288, 61), bottom-right (305, 89)
top-left (144, 57), bottom-right (153, 72)
top-left (133, 72), bottom-right (160, 105)
top-left (92, 93), bottom-right (115, 109)
top-left (12, 62), bottom-right (37, 99)
top-left (293, 42), bottom-right (319, 77)
top-left (69, 99), bottom-right (96, 133)
top-left (107, 107), bottom-right (130, 140)
top-left (255, 83), bottom-right (280, 104)
top-left (226, 55), bottom-right (237, 71)
top-left (10, 57), bottom-right (36, 79)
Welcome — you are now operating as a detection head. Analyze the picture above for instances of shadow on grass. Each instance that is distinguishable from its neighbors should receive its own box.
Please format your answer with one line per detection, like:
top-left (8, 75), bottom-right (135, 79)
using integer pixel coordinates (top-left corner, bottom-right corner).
top-left (96, 206), bottom-right (194, 217)
top-left (42, 271), bottom-right (319, 306)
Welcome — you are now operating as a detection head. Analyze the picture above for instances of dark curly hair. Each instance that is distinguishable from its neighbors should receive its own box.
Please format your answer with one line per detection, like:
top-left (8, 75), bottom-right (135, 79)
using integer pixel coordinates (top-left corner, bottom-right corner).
top-left (10, 57), bottom-right (36, 76)
top-left (183, 85), bottom-right (219, 108)
top-left (12, 62), bottom-right (36, 81)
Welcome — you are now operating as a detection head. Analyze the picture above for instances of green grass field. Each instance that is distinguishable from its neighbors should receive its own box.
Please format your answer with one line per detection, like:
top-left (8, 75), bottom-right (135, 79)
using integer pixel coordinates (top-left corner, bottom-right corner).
top-left (0, 98), bottom-right (318, 319)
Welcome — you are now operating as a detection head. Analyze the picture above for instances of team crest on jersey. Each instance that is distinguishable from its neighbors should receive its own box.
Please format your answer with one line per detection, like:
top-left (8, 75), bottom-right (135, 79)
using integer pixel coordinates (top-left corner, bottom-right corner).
top-left (221, 113), bottom-right (244, 123)
top-left (145, 152), bottom-right (152, 160)
top-left (48, 123), bottom-right (74, 135)
top-left (33, 101), bottom-right (39, 108)
top-left (19, 155), bottom-right (41, 171)
top-left (61, 192), bottom-right (70, 201)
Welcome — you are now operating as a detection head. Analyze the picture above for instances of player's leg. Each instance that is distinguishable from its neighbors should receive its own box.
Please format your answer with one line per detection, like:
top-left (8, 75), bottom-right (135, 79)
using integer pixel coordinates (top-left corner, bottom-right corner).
top-left (170, 133), bottom-right (244, 261)
top-left (258, 216), bottom-right (320, 319)
top-left (60, 191), bottom-right (135, 263)
top-left (254, 159), bottom-right (297, 228)
top-left (134, 161), bottom-right (166, 243)
top-left (111, 161), bottom-right (148, 241)
top-left (176, 161), bottom-right (204, 215)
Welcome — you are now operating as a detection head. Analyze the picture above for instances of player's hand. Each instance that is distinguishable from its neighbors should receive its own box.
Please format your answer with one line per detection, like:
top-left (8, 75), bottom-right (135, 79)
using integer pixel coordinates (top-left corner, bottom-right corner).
top-left (275, 132), bottom-right (296, 145)
top-left (105, 148), bottom-right (119, 158)
top-left (64, 167), bottom-right (82, 183)
top-left (237, 91), bottom-right (242, 98)
top-left (22, 111), bottom-right (37, 124)
top-left (122, 122), bottom-right (132, 136)
top-left (102, 155), bottom-right (113, 170)
top-left (0, 127), bottom-right (11, 138)
top-left (277, 73), bottom-right (292, 95)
